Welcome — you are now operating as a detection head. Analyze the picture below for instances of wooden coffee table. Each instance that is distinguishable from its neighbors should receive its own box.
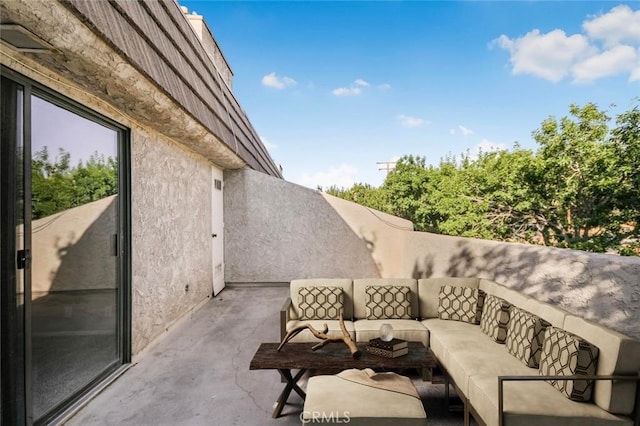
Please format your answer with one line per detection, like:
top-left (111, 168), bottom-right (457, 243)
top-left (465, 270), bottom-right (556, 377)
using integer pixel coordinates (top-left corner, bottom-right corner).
top-left (249, 342), bottom-right (435, 418)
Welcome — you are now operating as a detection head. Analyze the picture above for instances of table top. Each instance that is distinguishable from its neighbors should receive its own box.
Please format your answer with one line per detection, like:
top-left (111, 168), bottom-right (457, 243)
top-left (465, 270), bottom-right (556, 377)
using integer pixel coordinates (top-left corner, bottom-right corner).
top-left (250, 342), bottom-right (435, 371)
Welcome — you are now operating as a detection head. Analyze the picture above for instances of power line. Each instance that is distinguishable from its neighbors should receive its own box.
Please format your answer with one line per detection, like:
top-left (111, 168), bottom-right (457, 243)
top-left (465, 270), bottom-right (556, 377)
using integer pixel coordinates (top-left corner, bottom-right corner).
top-left (376, 161), bottom-right (396, 175)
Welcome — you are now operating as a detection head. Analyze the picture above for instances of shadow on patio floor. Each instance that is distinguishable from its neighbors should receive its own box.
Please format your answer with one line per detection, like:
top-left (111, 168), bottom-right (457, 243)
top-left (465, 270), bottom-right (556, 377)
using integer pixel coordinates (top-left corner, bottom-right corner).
top-left (66, 285), bottom-right (467, 426)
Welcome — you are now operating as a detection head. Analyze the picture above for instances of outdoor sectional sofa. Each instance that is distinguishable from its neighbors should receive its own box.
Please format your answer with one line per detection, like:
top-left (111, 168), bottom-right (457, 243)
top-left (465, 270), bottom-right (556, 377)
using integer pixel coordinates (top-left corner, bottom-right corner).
top-left (280, 277), bottom-right (640, 426)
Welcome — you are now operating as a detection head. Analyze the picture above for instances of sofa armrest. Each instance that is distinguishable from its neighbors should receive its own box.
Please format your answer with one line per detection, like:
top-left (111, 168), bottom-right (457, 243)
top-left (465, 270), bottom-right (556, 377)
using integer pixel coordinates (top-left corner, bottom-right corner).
top-left (280, 297), bottom-right (292, 341)
top-left (498, 374), bottom-right (640, 426)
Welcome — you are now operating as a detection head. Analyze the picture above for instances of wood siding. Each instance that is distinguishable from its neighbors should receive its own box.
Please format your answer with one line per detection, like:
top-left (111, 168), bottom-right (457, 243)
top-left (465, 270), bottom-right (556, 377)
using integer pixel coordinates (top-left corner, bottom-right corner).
top-left (64, 0), bottom-right (282, 178)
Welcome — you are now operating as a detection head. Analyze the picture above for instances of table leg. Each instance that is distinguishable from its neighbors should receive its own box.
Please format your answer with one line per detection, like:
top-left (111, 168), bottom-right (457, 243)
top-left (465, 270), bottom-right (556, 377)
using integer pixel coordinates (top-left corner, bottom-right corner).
top-left (272, 368), bottom-right (307, 418)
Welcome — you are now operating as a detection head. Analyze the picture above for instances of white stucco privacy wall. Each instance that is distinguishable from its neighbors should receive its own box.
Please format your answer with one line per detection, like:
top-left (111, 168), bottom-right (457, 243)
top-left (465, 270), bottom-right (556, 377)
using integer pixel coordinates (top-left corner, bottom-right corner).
top-left (326, 198), bottom-right (640, 341)
top-left (223, 168), bottom-right (380, 283)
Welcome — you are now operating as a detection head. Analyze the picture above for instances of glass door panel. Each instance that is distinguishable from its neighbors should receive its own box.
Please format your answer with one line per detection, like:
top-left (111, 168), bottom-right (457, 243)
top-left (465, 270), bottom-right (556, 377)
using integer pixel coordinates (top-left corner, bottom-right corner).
top-left (30, 95), bottom-right (120, 421)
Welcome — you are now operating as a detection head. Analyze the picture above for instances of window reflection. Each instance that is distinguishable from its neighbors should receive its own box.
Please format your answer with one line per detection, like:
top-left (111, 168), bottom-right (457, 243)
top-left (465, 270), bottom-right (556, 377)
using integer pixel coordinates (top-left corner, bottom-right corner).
top-left (30, 95), bottom-right (119, 420)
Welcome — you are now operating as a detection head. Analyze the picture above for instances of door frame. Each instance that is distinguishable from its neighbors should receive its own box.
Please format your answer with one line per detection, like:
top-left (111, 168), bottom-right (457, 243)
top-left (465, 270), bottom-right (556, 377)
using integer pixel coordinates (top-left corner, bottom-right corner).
top-left (0, 66), bottom-right (132, 425)
top-left (211, 166), bottom-right (225, 296)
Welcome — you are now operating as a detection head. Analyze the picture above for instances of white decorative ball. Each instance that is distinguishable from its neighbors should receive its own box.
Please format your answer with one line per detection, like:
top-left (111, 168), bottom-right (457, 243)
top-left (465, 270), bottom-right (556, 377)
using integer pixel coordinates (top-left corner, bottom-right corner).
top-left (379, 323), bottom-right (394, 342)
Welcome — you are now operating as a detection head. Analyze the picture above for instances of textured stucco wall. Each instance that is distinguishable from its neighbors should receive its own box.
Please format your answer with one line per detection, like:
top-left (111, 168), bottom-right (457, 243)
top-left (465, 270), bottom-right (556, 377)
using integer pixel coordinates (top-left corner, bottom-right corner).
top-left (224, 168), bottom-right (379, 283)
top-left (400, 231), bottom-right (640, 340)
top-left (131, 127), bottom-right (215, 355)
top-left (325, 196), bottom-right (640, 340)
top-left (2, 48), bottom-right (220, 356)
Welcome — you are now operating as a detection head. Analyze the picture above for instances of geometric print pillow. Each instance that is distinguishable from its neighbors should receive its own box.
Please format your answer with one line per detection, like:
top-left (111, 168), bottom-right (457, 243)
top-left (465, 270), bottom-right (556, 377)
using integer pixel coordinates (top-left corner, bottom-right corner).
top-left (480, 294), bottom-right (511, 343)
top-left (505, 306), bottom-right (551, 368)
top-left (539, 327), bottom-right (600, 402)
top-left (298, 286), bottom-right (344, 320)
top-left (365, 285), bottom-right (412, 319)
top-left (437, 285), bottom-right (485, 324)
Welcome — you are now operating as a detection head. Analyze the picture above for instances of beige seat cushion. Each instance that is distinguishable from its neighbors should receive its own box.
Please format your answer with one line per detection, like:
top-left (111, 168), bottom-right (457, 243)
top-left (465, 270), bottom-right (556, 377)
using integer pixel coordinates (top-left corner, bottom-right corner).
top-left (303, 373), bottom-right (427, 426)
top-left (468, 374), bottom-right (633, 426)
top-left (423, 319), bottom-right (531, 395)
top-left (354, 319), bottom-right (429, 346)
top-left (285, 320), bottom-right (355, 343)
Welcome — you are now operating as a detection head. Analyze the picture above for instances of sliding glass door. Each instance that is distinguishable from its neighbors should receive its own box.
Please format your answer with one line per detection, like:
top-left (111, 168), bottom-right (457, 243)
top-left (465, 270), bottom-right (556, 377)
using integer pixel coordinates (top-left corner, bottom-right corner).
top-left (1, 68), bottom-right (130, 425)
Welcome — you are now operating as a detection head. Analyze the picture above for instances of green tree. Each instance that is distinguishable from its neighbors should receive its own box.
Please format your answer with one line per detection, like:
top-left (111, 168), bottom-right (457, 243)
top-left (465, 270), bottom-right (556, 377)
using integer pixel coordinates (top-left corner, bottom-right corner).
top-left (32, 147), bottom-right (118, 220)
top-left (325, 183), bottom-right (388, 212)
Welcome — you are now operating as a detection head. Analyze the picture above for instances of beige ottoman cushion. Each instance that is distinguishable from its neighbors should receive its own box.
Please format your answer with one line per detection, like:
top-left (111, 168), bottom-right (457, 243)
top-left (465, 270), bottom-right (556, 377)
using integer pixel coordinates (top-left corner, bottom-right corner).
top-left (302, 369), bottom-right (427, 425)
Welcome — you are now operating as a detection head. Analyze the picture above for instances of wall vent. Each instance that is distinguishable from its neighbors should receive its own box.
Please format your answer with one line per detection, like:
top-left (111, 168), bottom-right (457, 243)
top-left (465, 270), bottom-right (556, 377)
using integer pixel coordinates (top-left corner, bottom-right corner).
top-left (214, 179), bottom-right (222, 191)
top-left (0, 24), bottom-right (56, 53)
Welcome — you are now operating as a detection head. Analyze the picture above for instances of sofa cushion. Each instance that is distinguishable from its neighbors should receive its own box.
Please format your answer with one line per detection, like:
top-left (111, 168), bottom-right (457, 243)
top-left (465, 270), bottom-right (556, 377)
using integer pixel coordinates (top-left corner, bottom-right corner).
top-left (505, 306), bottom-right (550, 368)
top-left (354, 279), bottom-right (418, 320)
top-left (479, 279), bottom-right (530, 307)
top-left (480, 294), bottom-right (511, 343)
top-left (539, 326), bottom-right (599, 402)
top-left (365, 285), bottom-right (412, 319)
top-left (562, 315), bottom-right (640, 414)
top-left (298, 286), bottom-right (344, 320)
top-left (468, 374), bottom-right (633, 426)
top-left (523, 298), bottom-right (568, 328)
top-left (354, 319), bottom-right (429, 347)
top-left (285, 320), bottom-right (356, 343)
top-left (437, 285), bottom-right (484, 324)
top-left (291, 279), bottom-right (353, 320)
top-left (439, 325), bottom-right (533, 396)
top-left (417, 277), bottom-right (480, 319)
top-left (303, 373), bottom-right (427, 425)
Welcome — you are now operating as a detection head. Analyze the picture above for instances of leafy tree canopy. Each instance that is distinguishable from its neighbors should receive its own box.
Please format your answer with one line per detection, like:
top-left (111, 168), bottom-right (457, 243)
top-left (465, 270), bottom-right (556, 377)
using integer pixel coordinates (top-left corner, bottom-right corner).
top-left (32, 146), bottom-right (117, 220)
top-left (327, 102), bottom-right (639, 256)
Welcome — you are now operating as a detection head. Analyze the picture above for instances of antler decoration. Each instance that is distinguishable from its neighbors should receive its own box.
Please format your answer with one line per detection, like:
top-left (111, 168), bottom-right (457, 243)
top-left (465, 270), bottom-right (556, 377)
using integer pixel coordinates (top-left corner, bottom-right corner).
top-left (278, 313), bottom-right (361, 359)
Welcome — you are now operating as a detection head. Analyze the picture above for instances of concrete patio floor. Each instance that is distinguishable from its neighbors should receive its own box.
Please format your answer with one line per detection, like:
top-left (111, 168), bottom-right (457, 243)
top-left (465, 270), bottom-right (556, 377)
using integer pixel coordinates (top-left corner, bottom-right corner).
top-left (66, 285), bottom-right (467, 426)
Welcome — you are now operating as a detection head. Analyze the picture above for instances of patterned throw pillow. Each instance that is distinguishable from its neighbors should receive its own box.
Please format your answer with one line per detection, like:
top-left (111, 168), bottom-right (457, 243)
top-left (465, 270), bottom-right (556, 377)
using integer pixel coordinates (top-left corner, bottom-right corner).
top-left (298, 286), bottom-right (344, 320)
top-left (365, 285), bottom-right (412, 319)
top-left (437, 285), bottom-right (485, 324)
top-left (480, 294), bottom-right (511, 343)
top-left (505, 306), bottom-right (551, 368)
top-left (539, 327), bottom-right (599, 402)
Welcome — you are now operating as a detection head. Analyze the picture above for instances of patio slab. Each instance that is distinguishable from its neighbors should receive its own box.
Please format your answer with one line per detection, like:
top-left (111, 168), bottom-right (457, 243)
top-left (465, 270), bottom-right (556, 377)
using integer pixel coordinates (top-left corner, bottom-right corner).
top-left (66, 285), bottom-right (466, 425)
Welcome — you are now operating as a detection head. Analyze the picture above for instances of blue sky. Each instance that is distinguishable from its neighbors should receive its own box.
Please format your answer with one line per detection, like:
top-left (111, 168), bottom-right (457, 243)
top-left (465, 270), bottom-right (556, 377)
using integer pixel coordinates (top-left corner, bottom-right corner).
top-left (182, 1), bottom-right (640, 189)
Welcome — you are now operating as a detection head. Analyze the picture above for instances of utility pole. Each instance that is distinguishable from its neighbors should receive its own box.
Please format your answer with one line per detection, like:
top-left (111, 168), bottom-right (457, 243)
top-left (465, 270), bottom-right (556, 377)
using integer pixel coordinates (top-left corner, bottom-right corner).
top-left (377, 161), bottom-right (396, 175)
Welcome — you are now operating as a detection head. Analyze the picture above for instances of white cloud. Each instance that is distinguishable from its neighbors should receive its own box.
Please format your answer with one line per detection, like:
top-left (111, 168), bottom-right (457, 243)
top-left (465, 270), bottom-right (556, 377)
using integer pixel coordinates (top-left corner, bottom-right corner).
top-left (261, 72), bottom-right (297, 89)
top-left (397, 114), bottom-right (427, 128)
top-left (459, 125), bottom-right (474, 136)
top-left (260, 136), bottom-right (277, 150)
top-left (572, 45), bottom-right (639, 83)
top-left (377, 83), bottom-right (392, 90)
top-left (494, 29), bottom-right (595, 82)
top-left (493, 5), bottom-right (640, 84)
top-left (468, 139), bottom-right (507, 160)
top-left (332, 79), bottom-right (384, 96)
top-left (583, 5), bottom-right (640, 47)
top-left (298, 164), bottom-right (358, 189)
top-left (332, 86), bottom-right (362, 96)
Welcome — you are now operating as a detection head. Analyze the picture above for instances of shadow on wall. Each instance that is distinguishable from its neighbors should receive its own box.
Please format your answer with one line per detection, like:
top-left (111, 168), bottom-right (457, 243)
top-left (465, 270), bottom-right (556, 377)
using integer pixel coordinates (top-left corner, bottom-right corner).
top-left (32, 196), bottom-right (117, 294)
top-left (411, 236), bottom-right (640, 340)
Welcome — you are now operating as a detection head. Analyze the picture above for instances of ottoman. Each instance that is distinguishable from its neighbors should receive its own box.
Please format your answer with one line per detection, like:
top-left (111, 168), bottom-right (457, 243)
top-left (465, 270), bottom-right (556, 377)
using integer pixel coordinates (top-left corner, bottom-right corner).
top-left (302, 368), bottom-right (427, 425)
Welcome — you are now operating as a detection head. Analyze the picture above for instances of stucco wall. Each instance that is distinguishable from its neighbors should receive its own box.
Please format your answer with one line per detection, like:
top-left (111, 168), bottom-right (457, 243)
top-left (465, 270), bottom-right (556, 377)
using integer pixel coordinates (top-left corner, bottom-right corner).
top-left (223, 168), bottom-right (379, 283)
top-left (131, 127), bottom-right (215, 354)
top-left (326, 198), bottom-right (640, 340)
